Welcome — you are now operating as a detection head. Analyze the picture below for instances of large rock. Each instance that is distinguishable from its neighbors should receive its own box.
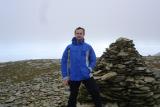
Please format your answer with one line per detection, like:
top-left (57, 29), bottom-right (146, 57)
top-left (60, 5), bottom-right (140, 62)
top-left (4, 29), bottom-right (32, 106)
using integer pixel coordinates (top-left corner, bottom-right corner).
top-left (78, 37), bottom-right (160, 107)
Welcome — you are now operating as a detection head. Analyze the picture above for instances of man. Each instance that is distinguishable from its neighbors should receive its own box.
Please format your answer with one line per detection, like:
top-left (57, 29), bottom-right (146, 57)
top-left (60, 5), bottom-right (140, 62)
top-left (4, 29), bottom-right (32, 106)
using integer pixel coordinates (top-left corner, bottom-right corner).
top-left (61, 27), bottom-right (102, 107)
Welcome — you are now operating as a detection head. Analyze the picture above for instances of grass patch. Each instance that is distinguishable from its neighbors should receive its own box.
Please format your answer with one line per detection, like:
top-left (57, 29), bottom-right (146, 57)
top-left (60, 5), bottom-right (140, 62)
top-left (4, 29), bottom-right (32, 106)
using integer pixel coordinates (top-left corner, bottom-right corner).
top-left (0, 59), bottom-right (60, 83)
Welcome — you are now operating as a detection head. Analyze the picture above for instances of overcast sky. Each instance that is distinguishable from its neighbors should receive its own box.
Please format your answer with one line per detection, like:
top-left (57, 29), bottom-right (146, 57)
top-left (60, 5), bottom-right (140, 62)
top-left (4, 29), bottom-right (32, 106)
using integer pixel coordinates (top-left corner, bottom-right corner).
top-left (0, 0), bottom-right (160, 62)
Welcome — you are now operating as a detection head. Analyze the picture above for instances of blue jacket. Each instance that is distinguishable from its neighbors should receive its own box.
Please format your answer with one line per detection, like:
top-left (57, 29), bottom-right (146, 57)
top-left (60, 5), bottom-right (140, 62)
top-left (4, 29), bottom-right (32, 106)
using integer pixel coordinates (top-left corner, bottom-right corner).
top-left (61, 37), bottom-right (96, 81)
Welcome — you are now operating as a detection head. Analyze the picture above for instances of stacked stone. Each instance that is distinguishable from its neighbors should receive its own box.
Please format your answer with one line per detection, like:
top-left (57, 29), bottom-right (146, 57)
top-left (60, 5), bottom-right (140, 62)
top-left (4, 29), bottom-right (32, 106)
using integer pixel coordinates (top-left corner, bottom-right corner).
top-left (78, 37), bottom-right (160, 107)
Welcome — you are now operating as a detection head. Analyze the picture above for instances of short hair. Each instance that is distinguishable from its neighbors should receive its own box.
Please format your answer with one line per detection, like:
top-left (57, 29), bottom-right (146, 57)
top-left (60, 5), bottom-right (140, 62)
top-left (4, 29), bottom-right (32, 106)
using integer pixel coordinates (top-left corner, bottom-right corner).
top-left (74, 27), bottom-right (85, 35)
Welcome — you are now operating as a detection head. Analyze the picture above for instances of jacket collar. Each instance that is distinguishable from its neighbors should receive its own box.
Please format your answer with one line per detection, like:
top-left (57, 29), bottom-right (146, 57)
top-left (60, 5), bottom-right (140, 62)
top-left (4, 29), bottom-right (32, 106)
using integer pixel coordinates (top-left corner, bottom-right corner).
top-left (72, 37), bottom-right (84, 45)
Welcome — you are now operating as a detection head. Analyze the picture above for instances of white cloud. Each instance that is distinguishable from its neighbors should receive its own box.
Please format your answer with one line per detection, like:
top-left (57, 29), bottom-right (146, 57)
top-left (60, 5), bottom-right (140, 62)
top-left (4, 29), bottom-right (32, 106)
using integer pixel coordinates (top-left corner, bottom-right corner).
top-left (0, 0), bottom-right (160, 62)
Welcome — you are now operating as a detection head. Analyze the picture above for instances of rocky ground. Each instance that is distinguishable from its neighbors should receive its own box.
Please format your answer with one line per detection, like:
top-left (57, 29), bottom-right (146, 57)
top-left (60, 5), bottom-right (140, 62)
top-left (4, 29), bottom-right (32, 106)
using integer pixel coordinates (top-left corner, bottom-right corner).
top-left (144, 56), bottom-right (160, 78)
top-left (0, 57), bottom-right (160, 107)
top-left (0, 72), bottom-right (69, 107)
top-left (0, 59), bottom-right (70, 107)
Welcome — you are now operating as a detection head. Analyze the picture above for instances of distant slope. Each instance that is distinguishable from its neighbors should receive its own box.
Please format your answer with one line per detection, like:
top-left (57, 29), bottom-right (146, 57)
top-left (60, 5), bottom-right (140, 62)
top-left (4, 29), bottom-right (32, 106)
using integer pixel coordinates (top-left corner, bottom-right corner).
top-left (0, 59), bottom-right (60, 83)
top-left (154, 52), bottom-right (160, 56)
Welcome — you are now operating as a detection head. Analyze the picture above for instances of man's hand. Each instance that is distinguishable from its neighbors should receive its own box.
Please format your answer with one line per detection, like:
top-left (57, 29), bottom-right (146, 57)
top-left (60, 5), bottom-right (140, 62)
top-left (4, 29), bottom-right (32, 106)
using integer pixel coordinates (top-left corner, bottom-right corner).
top-left (63, 79), bottom-right (69, 86)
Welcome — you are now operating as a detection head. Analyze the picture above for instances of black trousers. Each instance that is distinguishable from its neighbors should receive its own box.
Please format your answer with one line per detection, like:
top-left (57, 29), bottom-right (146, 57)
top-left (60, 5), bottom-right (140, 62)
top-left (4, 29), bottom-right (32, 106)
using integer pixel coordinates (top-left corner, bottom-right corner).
top-left (67, 77), bottom-right (102, 107)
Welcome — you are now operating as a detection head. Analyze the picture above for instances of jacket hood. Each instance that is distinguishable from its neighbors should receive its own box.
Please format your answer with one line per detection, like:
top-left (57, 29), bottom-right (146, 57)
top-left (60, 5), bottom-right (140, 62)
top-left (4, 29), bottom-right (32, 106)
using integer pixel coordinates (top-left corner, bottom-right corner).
top-left (72, 37), bottom-right (84, 45)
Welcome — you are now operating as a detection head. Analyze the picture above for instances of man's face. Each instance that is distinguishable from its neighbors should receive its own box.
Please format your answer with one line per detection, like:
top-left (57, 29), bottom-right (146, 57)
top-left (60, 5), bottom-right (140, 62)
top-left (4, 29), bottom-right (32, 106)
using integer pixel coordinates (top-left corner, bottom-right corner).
top-left (75, 29), bottom-right (84, 40)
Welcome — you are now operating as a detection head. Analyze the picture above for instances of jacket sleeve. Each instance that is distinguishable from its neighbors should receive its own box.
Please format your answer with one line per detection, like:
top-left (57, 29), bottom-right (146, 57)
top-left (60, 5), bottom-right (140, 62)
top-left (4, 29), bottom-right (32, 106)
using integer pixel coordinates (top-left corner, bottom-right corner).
top-left (88, 46), bottom-right (96, 72)
top-left (60, 46), bottom-right (69, 80)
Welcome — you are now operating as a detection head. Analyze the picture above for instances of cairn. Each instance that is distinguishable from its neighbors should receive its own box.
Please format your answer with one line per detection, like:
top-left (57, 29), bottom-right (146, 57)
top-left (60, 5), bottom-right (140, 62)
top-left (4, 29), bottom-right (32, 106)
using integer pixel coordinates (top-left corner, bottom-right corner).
top-left (78, 37), bottom-right (160, 107)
